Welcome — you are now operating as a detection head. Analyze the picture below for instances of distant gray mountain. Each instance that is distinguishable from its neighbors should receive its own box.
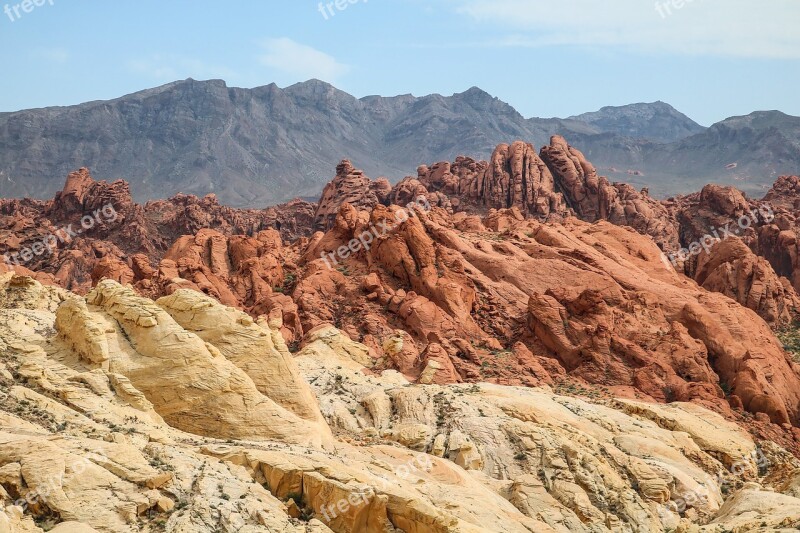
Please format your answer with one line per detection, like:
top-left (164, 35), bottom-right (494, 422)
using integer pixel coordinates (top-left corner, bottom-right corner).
top-left (0, 79), bottom-right (798, 206)
top-left (571, 110), bottom-right (800, 197)
top-left (568, 101), bottom-right (705, 143)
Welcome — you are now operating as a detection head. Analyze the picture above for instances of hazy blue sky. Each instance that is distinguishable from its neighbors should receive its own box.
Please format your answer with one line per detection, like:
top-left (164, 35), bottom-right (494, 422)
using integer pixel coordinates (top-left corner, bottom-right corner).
top-left (1, 0), bottom-right (798, 125)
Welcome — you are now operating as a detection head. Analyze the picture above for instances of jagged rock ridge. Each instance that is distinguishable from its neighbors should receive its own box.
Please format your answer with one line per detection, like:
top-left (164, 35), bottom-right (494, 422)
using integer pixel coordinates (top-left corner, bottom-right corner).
top-left (2, 79), bottom-right (798, 205)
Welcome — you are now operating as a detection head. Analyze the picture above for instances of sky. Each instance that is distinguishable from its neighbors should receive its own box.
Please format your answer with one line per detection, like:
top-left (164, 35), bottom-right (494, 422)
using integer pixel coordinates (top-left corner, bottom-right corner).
top-left (1, 0), bottom-right (799, 126)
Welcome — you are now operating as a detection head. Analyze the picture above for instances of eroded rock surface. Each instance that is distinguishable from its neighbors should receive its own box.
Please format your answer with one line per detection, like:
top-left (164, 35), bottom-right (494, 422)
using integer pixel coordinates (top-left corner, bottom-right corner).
top-left (539, 136), bottom-right (679, 251)
top-left (58, 279), bottom-right (330, 446)
top-left (2, 274), bottom-right (800, 532)
top-left (4, 152), bottom-right (800, 532)
top-left (0, 168), bottom-right (315, 293)
top-left (418, 141), bottom-right (566, 219)
top-left (313, 160), bottom-right (391, 232)
top-left (296, 199), bottom-right (800, 432)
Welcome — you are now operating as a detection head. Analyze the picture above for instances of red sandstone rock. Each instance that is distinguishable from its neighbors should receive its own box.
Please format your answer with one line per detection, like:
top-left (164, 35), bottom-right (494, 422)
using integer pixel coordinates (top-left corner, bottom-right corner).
top-left (668, 182), bottom-right (798, 326)
top-left (412, 137), bottom-right (678, 251)
top-left (293, 196), bottom-right (800, 430)
top-left (540, 136), bottom-right (679, 250)
top-left (417, 141), bottom-right (566, 219)
top-left (694, 237), bottom-right (799, 326)
top-left (313, 160), bottom-right (390, 231)
top-left (756, 176), bottom-right (800, 294)
top-left (0, 168), bottom-right (315, 294)
top-left (4, 160), bottom-right (800, 450)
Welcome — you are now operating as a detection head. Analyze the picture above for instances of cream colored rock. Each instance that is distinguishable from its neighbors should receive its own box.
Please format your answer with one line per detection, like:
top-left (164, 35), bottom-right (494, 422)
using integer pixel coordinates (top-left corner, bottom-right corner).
top-left (2, 275), bottom-right (800, 532)
top-left (58, 280), bottom-right (329, 446)
top-left (295, 330), bottom-right (800, 531)
top-left (0, 425), bottom-right (331, 532)
top-left (419, 359), bottom-right (444, 384)
top-left (48, 522), bottom-right (100, 532)
top-left (698, 486), bottom-right (800, 531)
top-left (156, 289), bottom-right (329, 431)
top-left (0, 273), bottom-right (70, 312)
top-left (0, 277), bottom-right (331, 532)
top-left (616, 399), bottom-right (757, 471)
top-left (302, 324), bottom-right (376, 368)
top-left (0, 506), bottom-right (56, 533)
top-left (202, 443), bottom-right (558, 533)
top-left (0, 432), bottom-right (164, 531)
top-left (55, 297), bottom-right (111, 367)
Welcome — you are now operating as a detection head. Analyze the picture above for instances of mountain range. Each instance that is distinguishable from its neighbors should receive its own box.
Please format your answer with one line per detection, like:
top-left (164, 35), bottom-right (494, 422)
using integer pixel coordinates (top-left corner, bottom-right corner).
top-left (4, 113), bottom-right (800, 531)
top-left (1, 78), bottom-right (798, 207)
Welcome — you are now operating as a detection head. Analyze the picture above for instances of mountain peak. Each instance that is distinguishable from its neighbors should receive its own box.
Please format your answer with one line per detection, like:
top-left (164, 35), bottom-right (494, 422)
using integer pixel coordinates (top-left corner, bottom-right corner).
top-left (460, 86), bottom-right (493, 97)
top-left (455, 86), bottom-right (499, 104)
top-left (119, 78), bottom-right (229, 102)
top-left (283, 79), bottom-right (356, 102)
top-left (450, 86), bottom-right (523, 118)
top-left (569, 101), bottom-right (704, 143)
top-left (290, 78), bottom-right (336, 90)
top-left (715, 109), bottom-right (800, 131)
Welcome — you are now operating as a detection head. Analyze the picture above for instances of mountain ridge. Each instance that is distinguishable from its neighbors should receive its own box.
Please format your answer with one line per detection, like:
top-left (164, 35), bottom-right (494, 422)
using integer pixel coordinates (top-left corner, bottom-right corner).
top-left (1, 78), bottom-right (798, 207)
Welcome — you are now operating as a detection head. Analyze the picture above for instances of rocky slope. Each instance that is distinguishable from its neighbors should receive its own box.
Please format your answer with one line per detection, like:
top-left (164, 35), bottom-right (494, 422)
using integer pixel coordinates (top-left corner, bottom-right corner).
top-left (647, 111), bottom-right (800, 196)
top-left (2, 148), bottom-right (800, 418)
top-left (0, 168), bottom-right (314, 293)
top-left (3, 138), bottom-right (799, 329)
top-left (4, 147), bottom-right (800, 383)
top-left (296, 201), bottom-right (800, 429)
top-left (2, 79), bottom-right (798, 206)
top-left (9, 161), bottom-right (800, 428)
top-left (0, 80), bottom-right (588, 207)
top-left (3, 274), bottom-right (800, 532)
top-left (4, 141), bottom-right (800, 531)
top-left (666, 181), bottom-right (800, 326)
top-left (758, 175), bottom-right (800, 291)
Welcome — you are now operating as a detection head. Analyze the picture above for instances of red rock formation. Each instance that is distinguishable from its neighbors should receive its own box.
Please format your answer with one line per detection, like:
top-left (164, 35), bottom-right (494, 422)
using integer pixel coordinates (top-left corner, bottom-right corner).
top-left (756, 176), bottom-right (800, 292)
top-left (673, 184), bottom-right (757, 251)
top-left (667, 182), bottom-right (798, 326)
top-left (0, 168), bottom-right (137, 291)
top-left (132, 228), bottom-right (303, 343)
top-left (416, 142), bottom-right (566, 218)
top-left (313, 160), bottom-right (391, 231)
top-left (144, 194), bottom-right (315, 247)
top-left (540, 135), bottom-right (679, 250)
top-left (694, 237), bottom-right (799, 326)
top-left (386, 176), bottom-right (452, 212)
top-left (295, 199), bottom-right (800, 430)
top-left (762, 175), bottom-right (800, 211)
top-left (416, 157), bottom-right (484, 200)
top-left (539, 136), bottom-right (602, 219)
top-left (0, 168), bottom-right (315, 293)
top-left (413, 137), bottom-right (678, 251)
top-left (5, 161), bottom-right (800, 449)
